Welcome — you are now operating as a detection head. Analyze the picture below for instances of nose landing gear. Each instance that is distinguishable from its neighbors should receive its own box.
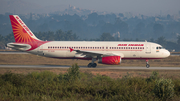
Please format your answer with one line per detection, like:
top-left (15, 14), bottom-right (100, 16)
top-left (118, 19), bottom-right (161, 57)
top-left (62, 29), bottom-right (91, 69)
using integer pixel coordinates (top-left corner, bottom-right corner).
top-left (146, 59), bottom-right (150, 68)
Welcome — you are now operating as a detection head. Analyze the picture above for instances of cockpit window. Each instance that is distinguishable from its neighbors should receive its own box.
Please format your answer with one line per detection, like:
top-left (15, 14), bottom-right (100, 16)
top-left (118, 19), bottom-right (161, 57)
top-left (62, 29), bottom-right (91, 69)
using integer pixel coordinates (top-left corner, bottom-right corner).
top-left (156, 46), bottom-right (164, 49)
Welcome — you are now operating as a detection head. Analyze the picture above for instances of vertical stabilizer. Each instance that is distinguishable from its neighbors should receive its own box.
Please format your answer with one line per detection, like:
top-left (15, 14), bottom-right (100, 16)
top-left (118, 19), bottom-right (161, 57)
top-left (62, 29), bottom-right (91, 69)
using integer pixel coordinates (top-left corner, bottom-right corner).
top-left (9, 15), bottom-right (41, 43)
top-left (8, 15), bottom-right (47, 51)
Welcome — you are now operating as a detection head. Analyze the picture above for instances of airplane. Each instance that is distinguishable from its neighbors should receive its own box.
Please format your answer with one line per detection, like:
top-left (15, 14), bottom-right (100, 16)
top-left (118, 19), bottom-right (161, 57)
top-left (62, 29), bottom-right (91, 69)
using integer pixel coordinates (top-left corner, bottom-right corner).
top-left (7, 15), bottom-right (170, 68)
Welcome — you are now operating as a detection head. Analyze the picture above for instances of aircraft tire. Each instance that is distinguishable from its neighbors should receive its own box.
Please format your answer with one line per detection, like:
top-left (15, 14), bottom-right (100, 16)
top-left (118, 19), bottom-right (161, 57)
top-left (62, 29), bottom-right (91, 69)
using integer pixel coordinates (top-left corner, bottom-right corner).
top-left (146, 64), bottom-right (150, 68)
top-left (88, 63), bottom-right (92, 68)
top-left (92, 63), bottom-right (97, 68)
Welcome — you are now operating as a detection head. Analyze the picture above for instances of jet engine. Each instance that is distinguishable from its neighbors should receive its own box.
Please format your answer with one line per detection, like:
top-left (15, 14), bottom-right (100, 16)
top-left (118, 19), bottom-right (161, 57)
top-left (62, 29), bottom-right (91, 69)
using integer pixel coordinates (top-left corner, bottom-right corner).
top-left (98, 56), bottom-right (121, 65)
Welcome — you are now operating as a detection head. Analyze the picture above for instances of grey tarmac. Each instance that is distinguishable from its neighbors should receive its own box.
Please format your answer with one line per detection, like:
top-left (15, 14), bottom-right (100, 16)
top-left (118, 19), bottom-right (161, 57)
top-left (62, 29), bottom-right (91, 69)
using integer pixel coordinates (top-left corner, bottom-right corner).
top-left (0, 65), bottom-right (180, 70)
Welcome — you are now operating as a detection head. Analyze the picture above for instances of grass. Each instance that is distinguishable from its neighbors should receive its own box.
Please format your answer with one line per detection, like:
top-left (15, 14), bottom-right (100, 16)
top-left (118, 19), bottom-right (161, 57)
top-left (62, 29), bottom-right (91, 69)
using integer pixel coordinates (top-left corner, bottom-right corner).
top-left (0, 64), bottom-right (180, 101)
top-left (0, 67), bottom-right (180, 80)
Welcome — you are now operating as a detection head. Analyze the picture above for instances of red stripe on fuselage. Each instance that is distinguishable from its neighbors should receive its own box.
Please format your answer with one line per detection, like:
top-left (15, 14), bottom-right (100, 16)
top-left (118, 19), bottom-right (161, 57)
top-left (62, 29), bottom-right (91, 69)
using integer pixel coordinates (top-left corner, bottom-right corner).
top-left (48, 57), bottom-right (162, 60)
top-left (42, 49), bottom-right (143, 51)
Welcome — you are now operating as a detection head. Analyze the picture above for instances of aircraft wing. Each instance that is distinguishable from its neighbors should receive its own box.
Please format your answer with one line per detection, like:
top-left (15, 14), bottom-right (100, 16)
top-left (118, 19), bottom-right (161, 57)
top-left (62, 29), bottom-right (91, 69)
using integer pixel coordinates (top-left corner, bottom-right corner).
top-left (69, 48), bottom-right (124, 58)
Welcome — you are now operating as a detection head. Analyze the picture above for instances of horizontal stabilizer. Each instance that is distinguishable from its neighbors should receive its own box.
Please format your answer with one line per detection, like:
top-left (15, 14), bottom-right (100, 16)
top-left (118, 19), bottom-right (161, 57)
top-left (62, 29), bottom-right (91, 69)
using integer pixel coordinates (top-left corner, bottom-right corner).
top-left (7, 43), bottom-right (31, 51)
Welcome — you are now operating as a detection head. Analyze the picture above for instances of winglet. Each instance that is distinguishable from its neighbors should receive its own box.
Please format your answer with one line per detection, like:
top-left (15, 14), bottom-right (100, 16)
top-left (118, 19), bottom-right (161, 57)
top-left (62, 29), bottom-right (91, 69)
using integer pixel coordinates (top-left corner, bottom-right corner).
top-left (69, 48), bottom-right (74, 52)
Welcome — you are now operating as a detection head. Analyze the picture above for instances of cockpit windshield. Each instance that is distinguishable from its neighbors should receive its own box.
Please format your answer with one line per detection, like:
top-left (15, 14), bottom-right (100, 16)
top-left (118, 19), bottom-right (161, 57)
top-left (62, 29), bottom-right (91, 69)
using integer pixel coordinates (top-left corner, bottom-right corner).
top-left (156, 46), bottom-right (164, 49)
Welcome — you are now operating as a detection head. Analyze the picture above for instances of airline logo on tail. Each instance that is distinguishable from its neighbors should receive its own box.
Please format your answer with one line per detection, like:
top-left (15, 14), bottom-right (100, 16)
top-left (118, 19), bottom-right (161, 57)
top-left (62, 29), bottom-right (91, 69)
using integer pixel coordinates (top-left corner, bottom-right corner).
top-left (9, 15), bottom-right (40, 43)
top-left (9, 15), bottom-right (48, 51)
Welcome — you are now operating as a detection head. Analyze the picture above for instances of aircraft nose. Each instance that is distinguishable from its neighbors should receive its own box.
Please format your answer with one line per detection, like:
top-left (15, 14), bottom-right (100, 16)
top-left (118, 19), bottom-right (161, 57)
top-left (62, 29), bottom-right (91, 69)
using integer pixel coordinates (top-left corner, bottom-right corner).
top-left (165, 50), bottom-right (170, 57)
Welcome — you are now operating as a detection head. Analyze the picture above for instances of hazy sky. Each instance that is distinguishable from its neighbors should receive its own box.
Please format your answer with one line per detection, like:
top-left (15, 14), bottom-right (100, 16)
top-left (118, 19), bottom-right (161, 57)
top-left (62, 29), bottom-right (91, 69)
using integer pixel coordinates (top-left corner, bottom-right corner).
top-left (26, 0), bottom-right (180, 16)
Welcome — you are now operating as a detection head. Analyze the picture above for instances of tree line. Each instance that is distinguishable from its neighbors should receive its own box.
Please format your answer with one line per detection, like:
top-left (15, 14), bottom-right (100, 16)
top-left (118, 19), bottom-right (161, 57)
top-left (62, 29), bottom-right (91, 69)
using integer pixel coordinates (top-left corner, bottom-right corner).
top-left (0, 13), bottom-right (180, 40)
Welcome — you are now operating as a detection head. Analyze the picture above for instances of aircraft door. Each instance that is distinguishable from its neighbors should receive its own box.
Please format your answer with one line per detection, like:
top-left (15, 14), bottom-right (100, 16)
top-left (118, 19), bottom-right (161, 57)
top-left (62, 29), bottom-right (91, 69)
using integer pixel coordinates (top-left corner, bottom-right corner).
top-left (145, 44), bottom-right (151, 53)
top-left (37, 44), bottom-right (44, 55)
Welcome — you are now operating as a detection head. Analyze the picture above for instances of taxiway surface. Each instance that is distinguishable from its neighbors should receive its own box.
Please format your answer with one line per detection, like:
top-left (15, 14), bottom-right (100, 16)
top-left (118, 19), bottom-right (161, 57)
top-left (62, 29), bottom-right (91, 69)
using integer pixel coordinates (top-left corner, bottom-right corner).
top-left (0, 65), bottom-right (180, 70)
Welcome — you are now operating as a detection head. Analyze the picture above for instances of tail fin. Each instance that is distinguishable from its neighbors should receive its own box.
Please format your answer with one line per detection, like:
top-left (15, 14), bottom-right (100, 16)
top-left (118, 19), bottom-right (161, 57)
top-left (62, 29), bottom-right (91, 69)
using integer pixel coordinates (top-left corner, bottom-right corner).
top-left (9, 15), bottom-right (41, 43)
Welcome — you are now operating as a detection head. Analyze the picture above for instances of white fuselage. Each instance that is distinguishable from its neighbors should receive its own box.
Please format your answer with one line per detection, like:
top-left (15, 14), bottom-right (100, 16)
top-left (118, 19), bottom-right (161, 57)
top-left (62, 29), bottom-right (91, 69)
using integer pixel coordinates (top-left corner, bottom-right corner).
top-left (8, 15), bottom-right (170, 67)
top-left (28, 41), bottom-right (170, 60)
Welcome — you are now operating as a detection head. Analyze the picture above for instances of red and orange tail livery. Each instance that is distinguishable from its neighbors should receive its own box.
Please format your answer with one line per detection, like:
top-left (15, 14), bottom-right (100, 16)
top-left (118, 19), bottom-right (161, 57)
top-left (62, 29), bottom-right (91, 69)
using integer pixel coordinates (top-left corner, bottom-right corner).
top-left (8, 15), bottom-right (47, 51)
top-left (9, 15), bottom-right (41, 43)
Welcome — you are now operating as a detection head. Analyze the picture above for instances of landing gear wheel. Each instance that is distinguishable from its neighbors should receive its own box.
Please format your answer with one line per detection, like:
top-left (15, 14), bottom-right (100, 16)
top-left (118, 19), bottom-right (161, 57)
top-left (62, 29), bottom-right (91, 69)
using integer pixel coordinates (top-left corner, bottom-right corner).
top-left (92, 63), bottom-right (97, 68)
top-left (87, 63), bottom-right (97, 68)
top-left (146, 59), bottom-right (150, 68)
top-left (146, 64), bottom-right (150, 68)
top-left (88, 63), bottom-right (92, 67)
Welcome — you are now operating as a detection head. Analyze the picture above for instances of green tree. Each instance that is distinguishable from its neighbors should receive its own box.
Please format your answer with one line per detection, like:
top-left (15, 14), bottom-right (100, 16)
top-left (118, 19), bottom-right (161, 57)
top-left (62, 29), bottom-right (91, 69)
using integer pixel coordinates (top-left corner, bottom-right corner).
top-left (177, 36), bottom-right (180, 45)
top-left (133, 22), bottom-right (145, 38)
top-left (154, 78), bottom-right (174, 100)
top-left (4, 32), bottom-right (15, 44)
top-left (167, 14), bottom-right (171, 20)
top-left (156, 36), bottom-right (167, 48)
top-left (0, 34), bottom-right (4, 42)
top-left (153, 23), bottom-right (164, 37)
top-left (100, 33), bottom-right (115, 41)
top-left (177, 36), bottom-right (180, 51)
top-left (55, 30), bottom-right (79, 41)
top-left (114, 19), bottom-right (129, 35)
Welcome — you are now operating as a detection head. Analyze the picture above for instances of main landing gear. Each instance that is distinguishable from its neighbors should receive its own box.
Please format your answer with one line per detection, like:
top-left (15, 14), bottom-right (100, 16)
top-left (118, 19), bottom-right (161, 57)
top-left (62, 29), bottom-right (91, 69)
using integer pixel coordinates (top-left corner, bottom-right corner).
top-left (87, 58), bottom-right (97, 68)
top-left (88, 63), bottom-right (97, 68)
top-left (146, 59), bottom-right (150, 68)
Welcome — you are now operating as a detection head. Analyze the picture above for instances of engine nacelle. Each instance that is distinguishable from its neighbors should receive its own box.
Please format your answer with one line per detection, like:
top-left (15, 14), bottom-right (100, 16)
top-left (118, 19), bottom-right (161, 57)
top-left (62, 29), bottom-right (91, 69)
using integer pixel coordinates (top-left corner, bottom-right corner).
top-left (98, 56), bottom-right (121, 65)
